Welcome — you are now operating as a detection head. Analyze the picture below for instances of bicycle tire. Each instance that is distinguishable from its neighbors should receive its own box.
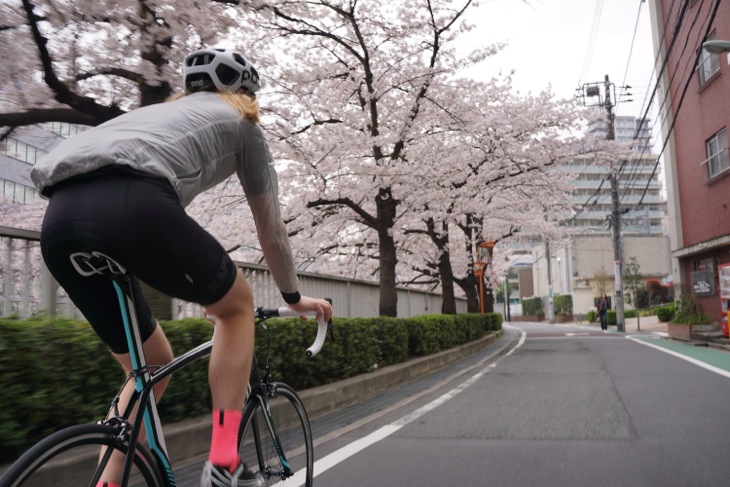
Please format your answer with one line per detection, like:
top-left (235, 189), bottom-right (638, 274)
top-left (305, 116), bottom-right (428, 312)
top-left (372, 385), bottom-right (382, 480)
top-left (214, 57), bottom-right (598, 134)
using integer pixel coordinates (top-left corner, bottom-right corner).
top-left (0, 423), bottom-right (164, 487)
top-left (239, 382), bottom-right (314, 487)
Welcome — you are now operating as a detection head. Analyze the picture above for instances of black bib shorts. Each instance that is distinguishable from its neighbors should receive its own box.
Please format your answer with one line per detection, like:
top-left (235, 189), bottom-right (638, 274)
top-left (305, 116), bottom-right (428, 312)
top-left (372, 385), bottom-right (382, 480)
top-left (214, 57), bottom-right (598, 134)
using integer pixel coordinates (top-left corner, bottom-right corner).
top-left (40, 166), bottom-right (238, 354)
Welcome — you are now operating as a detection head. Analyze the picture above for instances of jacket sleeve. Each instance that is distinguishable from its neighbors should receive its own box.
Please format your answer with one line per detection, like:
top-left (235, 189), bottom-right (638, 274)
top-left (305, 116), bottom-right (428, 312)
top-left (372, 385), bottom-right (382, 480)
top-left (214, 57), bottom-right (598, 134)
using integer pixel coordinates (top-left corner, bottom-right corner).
top-left (237, 123), bottom-right (300, 297)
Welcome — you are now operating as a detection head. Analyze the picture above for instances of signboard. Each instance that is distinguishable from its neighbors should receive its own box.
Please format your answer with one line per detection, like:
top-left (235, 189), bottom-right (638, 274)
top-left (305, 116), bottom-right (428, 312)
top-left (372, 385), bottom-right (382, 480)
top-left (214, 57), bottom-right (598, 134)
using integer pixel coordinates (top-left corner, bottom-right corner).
top-left (691, 269), bottom-right (715, 296)
top-left (719, 263), bottom-right (730, 300)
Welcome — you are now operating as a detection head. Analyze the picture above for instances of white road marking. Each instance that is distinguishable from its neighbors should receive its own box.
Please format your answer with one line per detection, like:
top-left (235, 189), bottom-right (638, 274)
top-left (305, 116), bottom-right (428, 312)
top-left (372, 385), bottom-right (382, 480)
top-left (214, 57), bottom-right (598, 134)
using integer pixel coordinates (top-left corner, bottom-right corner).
top-left (276, 327), bottom-right (527, 486)
top-left (627, 336), bottom-right (730, 379)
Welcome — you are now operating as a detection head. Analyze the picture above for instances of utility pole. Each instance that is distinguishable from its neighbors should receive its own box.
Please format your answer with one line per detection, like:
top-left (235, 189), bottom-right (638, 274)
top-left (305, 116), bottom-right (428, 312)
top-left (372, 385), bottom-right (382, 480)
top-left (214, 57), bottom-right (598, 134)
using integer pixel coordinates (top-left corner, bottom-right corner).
top-left (581, 74), bottom-right (626, 332)
top-left (545, 239), bottom-right (554, 324)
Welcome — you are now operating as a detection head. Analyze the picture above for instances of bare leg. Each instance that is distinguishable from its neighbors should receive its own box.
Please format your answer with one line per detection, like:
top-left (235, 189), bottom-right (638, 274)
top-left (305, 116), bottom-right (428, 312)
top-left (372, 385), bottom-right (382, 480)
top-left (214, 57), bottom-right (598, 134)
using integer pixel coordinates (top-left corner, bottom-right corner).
top-left (204, 269), bottom-right (255, 411)
top-left (98, 324), bottom-right (174, 485)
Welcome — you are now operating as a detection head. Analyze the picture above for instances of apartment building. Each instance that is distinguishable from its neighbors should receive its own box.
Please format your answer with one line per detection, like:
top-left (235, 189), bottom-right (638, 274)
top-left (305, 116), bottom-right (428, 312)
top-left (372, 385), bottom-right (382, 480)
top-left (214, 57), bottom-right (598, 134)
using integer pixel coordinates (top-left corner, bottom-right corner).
top-left (531, 117), bottom-right (671, 315)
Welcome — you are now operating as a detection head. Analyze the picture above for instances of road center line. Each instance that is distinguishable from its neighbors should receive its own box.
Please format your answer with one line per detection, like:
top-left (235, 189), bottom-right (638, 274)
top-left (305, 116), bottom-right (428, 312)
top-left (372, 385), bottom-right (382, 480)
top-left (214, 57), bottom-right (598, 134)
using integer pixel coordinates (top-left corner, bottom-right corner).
top-left (279, 328), bottom-right (527, 486)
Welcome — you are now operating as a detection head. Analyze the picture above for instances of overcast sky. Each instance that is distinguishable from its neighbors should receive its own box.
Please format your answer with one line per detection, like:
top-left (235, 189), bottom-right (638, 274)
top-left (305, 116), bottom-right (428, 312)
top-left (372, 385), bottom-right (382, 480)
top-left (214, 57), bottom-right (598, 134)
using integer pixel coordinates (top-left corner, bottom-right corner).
top-left (459, 0), bottom-right (657, 120)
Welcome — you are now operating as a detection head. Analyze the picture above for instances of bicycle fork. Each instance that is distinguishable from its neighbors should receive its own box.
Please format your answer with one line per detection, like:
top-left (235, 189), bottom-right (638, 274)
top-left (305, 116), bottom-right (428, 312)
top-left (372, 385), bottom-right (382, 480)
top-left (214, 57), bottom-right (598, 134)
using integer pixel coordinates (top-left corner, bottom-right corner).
top-left (251, 393), bottom-right (294, 479)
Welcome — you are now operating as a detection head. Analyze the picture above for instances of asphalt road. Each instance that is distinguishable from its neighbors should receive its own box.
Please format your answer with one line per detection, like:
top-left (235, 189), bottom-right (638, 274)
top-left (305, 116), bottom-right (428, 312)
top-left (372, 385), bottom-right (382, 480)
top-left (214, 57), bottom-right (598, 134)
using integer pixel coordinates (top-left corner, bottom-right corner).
top-left (176, 322), bottom-right (730, 486)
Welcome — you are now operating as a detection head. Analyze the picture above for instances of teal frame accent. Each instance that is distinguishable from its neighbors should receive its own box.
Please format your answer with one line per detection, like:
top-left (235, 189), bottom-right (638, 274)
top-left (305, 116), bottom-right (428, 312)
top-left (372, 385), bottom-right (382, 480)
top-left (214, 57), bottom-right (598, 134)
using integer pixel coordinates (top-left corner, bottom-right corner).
top-left (112, 279), bottom-right (176, 486)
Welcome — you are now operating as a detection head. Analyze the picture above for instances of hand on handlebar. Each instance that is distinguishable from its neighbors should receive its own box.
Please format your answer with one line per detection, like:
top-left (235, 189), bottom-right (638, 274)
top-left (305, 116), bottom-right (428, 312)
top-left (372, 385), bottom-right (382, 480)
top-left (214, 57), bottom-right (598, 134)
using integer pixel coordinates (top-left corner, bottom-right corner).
top-left (288, 295), bottom-right (333, 323)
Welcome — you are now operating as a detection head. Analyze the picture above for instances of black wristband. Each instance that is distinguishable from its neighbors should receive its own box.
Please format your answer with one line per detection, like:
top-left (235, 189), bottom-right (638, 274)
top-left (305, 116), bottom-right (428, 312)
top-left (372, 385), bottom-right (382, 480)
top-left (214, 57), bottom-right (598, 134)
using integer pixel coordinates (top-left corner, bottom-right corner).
top-left (281, 291), bottom-right (302, 305)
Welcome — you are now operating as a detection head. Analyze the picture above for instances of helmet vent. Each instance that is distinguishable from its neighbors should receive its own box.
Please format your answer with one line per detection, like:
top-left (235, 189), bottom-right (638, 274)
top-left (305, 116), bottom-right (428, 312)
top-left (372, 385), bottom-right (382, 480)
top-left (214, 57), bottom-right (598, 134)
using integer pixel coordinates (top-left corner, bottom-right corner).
top-left (215, 64), bottom-right (240, 86)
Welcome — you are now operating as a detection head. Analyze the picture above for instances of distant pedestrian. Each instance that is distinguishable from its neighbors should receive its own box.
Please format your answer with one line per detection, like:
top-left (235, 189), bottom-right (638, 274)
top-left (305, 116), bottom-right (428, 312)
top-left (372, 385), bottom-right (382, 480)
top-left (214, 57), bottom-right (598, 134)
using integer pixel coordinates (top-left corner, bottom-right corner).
top-left (597, 293), bottom-right (609, 331)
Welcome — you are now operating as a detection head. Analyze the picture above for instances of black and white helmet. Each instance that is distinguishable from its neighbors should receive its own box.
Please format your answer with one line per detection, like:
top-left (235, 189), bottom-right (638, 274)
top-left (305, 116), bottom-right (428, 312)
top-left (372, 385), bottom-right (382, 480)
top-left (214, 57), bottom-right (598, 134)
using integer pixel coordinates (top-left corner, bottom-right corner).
top-left (182, 48), bottom-right (261, 94)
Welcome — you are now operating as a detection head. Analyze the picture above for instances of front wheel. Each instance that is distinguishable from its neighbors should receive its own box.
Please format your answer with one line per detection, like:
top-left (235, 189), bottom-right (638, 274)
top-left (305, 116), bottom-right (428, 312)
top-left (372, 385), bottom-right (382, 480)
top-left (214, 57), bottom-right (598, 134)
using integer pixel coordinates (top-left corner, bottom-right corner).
top-left (239, 382), bottom-right (313, 487)
top-left (0, 423), bottom-right (163, 487)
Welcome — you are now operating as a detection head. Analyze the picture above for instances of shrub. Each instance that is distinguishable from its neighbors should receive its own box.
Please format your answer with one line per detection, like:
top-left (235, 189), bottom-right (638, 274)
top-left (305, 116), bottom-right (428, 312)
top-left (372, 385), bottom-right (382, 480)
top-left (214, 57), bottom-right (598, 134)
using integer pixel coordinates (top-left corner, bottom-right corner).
top-left (635, 288), bottom-right (650, 309)
top-left (624, 309), bottom-right (636, 319)
top-left (586, 310), bottom-right (597, 323)
top-left (646, 279), bottom-right (672, 305)
top-left (607, 310), bottom-right (616, 325)
top-left (522, 296), bottom-right (544, 316)
top-left (554, 294), bottom-right (573, 315)
top-left (672, 293), bottom-right (711, 324)
top-left (0, 312), bottom-right (501, 462)
top-left (655, 304), bottom-right (674, 322)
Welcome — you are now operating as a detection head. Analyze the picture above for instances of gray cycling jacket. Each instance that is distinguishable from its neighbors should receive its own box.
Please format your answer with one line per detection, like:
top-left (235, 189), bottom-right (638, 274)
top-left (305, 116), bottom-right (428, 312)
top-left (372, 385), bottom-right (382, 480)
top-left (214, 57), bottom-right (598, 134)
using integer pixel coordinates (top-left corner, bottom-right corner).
top-left (31, 91), bottom-right (300, 295)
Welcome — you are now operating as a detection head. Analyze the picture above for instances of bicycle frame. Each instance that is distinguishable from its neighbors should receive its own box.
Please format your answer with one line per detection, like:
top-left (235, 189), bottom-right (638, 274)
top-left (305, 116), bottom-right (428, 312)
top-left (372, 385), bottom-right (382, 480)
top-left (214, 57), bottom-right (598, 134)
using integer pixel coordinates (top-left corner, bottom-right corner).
top-left (109, 273), bottom-right (205, 487)
top-left (105, 273), bottom-right (295, 487)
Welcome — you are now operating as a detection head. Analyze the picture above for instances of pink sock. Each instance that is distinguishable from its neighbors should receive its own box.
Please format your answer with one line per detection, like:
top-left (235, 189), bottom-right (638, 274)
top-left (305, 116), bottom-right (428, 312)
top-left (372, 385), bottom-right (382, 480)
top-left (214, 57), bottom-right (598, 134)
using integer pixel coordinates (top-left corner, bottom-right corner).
top-left (209, 409), bottom-right (242, 473)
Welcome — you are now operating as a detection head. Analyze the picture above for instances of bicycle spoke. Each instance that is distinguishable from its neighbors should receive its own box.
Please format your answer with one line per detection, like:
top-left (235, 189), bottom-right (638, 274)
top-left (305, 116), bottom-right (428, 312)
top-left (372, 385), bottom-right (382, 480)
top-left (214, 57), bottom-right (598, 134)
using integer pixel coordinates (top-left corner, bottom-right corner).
top-left (240, 384), bottom-right (313, 487)
top-left (0, 424), bottom-right (162, 487)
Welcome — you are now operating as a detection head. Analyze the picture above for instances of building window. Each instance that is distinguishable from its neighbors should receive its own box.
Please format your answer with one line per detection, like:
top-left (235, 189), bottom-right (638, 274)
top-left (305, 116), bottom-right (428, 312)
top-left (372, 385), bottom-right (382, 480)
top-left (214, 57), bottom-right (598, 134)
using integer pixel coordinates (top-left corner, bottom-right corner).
top-left (39, 121), bottom-right (83, 138)
top-left (702, 128), bottom-right (729, 179)
top-left (698, 33), bottom-right (721, 86)
top-left (1, 178), bottom-right (37, 204)
top-left (2, 137), bottom-right (48, 165)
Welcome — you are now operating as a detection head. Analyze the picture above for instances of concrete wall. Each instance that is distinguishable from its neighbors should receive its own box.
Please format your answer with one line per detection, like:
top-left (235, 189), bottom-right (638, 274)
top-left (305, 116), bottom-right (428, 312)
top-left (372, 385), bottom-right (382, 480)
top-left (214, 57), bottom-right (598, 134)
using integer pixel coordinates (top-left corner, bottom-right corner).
top-left (532, 235), bottom-right (672, 315)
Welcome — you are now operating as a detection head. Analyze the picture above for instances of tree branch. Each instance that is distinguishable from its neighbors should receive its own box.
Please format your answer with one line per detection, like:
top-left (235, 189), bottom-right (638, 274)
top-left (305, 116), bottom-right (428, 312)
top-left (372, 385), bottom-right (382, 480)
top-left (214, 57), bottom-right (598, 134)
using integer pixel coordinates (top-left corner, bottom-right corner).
top-left (0, 108), bottom-right (98, 127)
top-left (20, 0), bottom-right (125, 125)
top-left (307, 197), bottom-right (377, 229)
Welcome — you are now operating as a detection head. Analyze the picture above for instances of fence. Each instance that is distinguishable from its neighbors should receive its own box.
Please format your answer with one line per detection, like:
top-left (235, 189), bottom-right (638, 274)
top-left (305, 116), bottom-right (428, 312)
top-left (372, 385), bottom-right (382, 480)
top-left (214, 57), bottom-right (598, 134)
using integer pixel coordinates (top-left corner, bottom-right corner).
top-left (1, 226), bottom-right (466, 319)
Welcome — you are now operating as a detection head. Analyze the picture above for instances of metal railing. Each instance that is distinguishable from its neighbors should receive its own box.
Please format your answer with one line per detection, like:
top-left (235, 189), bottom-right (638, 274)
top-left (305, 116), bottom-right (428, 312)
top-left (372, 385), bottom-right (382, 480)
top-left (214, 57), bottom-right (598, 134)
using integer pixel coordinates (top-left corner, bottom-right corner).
top-left (1, 226), bottom-right (465, 319)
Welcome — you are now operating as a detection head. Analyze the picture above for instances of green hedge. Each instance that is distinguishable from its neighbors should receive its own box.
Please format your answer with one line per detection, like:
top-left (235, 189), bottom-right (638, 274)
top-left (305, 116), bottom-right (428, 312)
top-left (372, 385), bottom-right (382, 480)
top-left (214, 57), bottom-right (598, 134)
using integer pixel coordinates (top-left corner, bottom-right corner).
top-left (607, 310), bottom-right (616, 325)
top-left (655, 303), bottom-right (675, 322)
top-left (522, 296), bottom-right (544, 316)
top-left (0, 312), bottom-right (500, 462)
top-left (554, 294), bottom-right (573, 315)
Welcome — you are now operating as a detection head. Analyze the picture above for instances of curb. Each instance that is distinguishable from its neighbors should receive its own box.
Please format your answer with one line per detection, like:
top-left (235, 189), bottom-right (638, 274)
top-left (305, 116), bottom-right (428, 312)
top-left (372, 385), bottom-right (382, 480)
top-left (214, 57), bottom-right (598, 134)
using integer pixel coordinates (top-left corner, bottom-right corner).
top-left (161, 330), bottom-right (503, 466)
top-left (0, 331), bottom-right (505, 476)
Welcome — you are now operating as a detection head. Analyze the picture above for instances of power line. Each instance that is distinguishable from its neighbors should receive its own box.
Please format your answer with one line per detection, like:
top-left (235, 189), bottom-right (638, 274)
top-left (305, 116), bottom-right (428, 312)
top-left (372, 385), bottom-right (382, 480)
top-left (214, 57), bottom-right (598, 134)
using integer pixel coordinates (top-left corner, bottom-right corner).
top-left (571, 0), bottom-right (687, 221)
top-left (638, 0), bottom-right (723, 205)
top-left (614, 0), bottom-right (646, 115)
top-left (578, 0), bottom-right (605, 85)
top-left (610, 0), bottom-right (693, 203)
top-left (617, 0), bottom-right (716, 225)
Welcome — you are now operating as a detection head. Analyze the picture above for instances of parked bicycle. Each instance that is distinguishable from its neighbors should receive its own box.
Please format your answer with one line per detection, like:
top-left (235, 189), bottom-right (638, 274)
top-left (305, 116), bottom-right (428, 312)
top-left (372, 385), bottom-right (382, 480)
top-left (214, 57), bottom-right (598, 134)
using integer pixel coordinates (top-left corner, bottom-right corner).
top-left (0, 252), bottom-right (333, 487)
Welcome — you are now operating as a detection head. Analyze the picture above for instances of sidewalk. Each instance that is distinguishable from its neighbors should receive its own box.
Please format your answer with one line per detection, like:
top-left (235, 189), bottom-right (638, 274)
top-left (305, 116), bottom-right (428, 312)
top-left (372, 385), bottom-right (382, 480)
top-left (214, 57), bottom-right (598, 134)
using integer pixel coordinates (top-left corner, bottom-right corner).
top-left (571, 314), bottom-right (668, 334)
top-left (569, 314), bottom-right (730, 354)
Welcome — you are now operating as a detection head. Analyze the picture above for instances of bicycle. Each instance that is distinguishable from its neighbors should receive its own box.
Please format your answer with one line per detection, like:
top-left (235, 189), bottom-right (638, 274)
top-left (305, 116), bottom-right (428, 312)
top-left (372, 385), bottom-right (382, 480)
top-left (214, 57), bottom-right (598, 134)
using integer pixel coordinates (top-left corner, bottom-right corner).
top-left (0, 251), bottom-right (334, 487)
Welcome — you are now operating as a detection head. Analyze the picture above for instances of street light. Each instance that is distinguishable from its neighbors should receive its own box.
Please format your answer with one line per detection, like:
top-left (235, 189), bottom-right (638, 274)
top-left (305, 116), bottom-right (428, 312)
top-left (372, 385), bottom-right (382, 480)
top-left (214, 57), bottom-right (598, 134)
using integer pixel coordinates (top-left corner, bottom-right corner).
top-left (703, 40), bottom-right (730, 53)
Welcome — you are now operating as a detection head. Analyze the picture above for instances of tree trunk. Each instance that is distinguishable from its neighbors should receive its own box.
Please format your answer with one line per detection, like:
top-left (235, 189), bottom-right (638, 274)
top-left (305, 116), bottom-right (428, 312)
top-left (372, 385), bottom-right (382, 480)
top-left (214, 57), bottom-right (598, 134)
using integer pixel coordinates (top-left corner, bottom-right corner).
top-left (439, 248), bottom-right (457, 315)
top-left (456, 273), bottom-right (480, 313)
top-left (376, 188), bottom-right (398, 316)
top-left (485, 285), bottom-right (494, 313)
top-left (465, 277), bottom-right (480, 313)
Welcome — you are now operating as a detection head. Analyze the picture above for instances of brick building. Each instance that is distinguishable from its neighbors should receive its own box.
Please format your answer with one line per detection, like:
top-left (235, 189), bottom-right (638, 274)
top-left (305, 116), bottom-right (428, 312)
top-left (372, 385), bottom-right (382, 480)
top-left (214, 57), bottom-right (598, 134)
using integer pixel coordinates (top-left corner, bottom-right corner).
top-left (648, 0), bottom-right (730, 324)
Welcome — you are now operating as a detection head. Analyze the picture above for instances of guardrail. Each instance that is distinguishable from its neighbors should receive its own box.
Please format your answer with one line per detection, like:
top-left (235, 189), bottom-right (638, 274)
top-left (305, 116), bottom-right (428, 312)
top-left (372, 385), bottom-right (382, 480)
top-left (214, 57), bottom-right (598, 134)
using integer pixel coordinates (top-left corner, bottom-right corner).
top-left (1, 226), bottom-right (465, 319)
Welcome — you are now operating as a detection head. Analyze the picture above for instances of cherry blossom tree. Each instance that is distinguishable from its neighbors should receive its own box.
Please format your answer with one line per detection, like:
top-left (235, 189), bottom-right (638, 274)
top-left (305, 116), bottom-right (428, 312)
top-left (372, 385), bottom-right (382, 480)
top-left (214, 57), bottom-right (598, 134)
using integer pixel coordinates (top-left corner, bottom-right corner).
top-left (1, 0), bottom-right (584, 318)
top-left (249, 0), bottom-right (504, 315)
top-left (0, 0), bottom-right (251, 128)
top-left (395, 79), bottom-right (584, 312)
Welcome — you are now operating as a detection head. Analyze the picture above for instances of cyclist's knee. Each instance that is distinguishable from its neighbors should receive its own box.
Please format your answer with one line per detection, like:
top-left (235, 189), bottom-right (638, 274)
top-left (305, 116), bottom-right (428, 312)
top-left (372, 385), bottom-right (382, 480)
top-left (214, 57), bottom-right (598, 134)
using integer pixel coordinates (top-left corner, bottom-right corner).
top-left (206, 270), bottom-right (253, 321)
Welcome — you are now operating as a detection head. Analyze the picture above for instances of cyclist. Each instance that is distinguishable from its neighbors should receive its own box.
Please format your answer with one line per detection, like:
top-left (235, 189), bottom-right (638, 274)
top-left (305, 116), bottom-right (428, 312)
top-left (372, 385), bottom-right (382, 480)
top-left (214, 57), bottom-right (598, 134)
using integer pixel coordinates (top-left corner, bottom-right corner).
top-left (31, 47), bottom-right (332, 487)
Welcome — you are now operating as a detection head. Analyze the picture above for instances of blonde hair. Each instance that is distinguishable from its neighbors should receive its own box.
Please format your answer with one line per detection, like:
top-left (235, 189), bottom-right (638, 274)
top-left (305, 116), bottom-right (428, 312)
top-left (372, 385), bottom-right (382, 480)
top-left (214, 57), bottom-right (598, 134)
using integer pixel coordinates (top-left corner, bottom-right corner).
top-left (167, 90), bottom-right (260, 124)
